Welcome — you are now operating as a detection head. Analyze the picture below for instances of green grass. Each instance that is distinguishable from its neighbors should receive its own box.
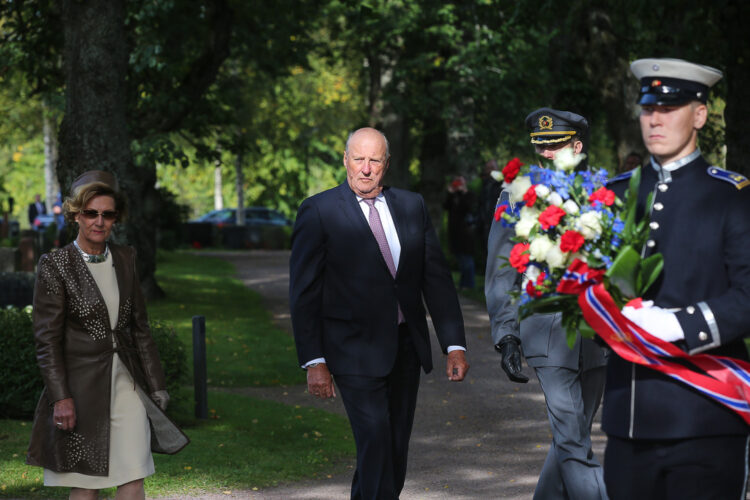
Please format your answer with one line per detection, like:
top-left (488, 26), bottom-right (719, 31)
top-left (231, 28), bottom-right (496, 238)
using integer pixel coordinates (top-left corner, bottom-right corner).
top-left (0, 391), bottom-right (354, 498)
top-left (147, 251), bottom-right (305, 387)
top-left (0, 250), bottom-right (354, 498)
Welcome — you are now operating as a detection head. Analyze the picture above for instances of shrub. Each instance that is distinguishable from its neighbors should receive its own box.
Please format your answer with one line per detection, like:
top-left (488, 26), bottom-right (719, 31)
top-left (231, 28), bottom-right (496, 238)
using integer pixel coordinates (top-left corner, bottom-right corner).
top-left (0, 272), bottom-right (35, 307)
top-left (0, 306), bottom-right (40, 419)
top-left (149, 320), bottom-right (191, 421)
top-left (0, 309), bottom-right (189, 421)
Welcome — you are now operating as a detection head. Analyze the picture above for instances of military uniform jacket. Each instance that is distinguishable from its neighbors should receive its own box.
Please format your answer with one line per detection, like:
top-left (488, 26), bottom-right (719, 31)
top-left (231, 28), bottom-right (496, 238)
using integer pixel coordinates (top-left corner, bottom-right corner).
top-left (485, 190), bottom-right (607, 371)
top-left (26, 243), bottom-right (188, 475)
top-left (605, 153), bottom-right (750, 439)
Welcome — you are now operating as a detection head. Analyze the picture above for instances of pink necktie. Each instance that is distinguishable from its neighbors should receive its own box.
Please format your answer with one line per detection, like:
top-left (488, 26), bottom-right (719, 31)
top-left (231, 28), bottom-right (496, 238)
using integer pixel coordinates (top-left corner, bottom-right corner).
top-left (364, 198), bottom-right (404, 323)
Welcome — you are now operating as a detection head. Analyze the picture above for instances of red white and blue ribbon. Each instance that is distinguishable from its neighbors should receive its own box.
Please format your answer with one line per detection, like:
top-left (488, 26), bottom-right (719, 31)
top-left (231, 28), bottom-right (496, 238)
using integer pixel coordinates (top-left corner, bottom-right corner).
top-left (579, 284), bottom-right (750, 426)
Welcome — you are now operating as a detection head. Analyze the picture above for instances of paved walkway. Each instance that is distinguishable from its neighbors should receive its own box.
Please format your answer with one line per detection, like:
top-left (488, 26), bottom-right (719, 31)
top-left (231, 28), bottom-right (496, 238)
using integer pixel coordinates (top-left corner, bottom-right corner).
top-left (164, 250), bottom-right (607, 499)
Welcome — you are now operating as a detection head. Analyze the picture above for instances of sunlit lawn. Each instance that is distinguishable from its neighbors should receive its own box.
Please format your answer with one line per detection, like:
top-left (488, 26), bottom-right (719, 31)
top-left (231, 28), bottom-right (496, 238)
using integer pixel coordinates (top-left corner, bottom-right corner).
top-left (0, 251), bottom-right (353, 498)
top-left (147, 251), bottom-right (305, 387)
top-left (0, 391), bottom-right (353, 498)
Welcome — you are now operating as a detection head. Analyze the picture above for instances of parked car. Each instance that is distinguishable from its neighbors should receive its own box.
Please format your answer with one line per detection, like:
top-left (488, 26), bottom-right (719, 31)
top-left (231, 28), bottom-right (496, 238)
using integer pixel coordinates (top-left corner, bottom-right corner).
top-left (190, 207), bottom-right (292, 227)
top-left (186, 206), bottom-right (293, 249)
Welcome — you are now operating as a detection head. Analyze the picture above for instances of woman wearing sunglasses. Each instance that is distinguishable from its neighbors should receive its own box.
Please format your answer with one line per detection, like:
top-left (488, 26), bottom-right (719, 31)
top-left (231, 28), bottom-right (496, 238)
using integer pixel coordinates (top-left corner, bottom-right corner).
top-left (26, 170), bottom-right (188, 500)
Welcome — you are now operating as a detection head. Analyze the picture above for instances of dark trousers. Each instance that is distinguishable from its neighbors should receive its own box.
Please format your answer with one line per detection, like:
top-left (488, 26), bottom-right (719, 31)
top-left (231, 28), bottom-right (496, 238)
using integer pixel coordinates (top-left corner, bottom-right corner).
top-left (605, 434), bottom-right (750, 500)
top-left (334, 325), bottom-right (421, 500)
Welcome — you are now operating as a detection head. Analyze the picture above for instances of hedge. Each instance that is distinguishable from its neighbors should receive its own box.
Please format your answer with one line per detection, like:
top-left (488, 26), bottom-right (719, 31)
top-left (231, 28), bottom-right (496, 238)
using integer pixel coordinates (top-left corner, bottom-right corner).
top-left (0, 307), bottom-right (188, 420)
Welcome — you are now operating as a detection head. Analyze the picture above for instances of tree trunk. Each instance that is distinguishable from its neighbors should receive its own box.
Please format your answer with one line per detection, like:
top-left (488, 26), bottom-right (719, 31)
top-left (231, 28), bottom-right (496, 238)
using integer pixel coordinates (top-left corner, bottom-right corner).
top-left (417, 118), bottom-right (450, 238)
top-left (58, 0), bottom-right (163, 298)
top-left (366, 52), bottom-right (412, 190)
top-left (235, 150), bottom-right (245, 226)
top-left (42, 101), bottom-right (60, 211)
top-left (214, 159), bottom-right (223, 210)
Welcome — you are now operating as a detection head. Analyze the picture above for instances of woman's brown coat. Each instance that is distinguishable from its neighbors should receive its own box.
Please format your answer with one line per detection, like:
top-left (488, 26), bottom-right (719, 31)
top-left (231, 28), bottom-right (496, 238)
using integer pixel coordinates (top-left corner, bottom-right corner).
top-left (26, 243), bottom-right (188, 475)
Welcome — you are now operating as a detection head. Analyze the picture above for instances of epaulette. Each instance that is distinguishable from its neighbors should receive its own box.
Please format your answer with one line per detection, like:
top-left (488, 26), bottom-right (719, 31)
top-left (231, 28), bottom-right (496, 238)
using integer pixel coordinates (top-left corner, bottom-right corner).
top-left (606, 170), bottom-right (634, 185)
top-left (706, 166), bottom-right (750, 190)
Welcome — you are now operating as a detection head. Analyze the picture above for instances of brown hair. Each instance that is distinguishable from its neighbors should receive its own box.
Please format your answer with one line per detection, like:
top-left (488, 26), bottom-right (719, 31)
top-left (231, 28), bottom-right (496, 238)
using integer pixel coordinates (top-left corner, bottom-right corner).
top-left (63, 182), bottom-right (128, 224)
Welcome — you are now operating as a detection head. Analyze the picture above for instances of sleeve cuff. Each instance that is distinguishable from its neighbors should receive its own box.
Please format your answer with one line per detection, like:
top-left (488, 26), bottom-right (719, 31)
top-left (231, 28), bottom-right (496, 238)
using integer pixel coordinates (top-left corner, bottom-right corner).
top-left (302, 357), bottom-right (326, 369)
top-left (447, 345), bottom-right (466, 353)
top-left (675, 301), bottom-right (721, 354)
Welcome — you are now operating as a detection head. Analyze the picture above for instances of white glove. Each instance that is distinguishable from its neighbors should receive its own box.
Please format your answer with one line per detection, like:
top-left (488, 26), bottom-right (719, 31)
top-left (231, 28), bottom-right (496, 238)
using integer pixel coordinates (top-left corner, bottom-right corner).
top-left (151, 390), bottom-right (170, 411)
top-left (622, 300), bottom-right (684, 342)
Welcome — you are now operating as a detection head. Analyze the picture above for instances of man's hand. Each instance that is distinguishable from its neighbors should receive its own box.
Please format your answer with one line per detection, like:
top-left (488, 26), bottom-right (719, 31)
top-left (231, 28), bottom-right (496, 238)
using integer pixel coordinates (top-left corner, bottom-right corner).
top-left (307, 363), bottom-right (336, 399)
top-left (53, 398), bottom-right (76, 431)
top-left (622, 300), bottom-right (684, 342)
top-left (495, 335), bottom-right (529, 383)
top-left (446, 350), bottom-right (469, 381)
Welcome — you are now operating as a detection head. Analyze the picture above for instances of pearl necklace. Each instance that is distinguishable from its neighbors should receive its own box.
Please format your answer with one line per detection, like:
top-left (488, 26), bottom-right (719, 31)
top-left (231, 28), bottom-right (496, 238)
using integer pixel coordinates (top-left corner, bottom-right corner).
top-left (74, 240), bottom-right (110, 264)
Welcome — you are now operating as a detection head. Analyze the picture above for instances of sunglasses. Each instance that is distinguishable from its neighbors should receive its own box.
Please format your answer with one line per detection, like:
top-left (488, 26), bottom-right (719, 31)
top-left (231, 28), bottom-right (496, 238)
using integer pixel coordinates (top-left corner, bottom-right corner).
top-left (79, 209), bottom-right (118, 221)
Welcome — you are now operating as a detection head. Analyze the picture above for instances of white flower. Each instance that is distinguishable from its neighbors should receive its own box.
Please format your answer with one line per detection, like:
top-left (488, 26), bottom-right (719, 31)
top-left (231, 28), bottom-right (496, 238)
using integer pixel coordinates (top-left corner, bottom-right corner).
top-left (529, 234), bottom-right (554, 262)
top-left (545, 241), bottom-right (567, 270)
top-left (515, 206), bottom-right (540, 239)
top-left (577, 211), bottom-right (603, 239)
top-left (547, 192), bottom-right (564, 207)
top-left (534, 184), bottom-right (551, 199)
top-left (525, 265), bottom-right (541, 282)
top-left (562, 199), bottom-right (580, 215)
top-left (490, 170), bottom-right (503, 182)
top-left (553, 147), bottom-right (586, 172)
top-left (508, 175), bottom-right (532, 204)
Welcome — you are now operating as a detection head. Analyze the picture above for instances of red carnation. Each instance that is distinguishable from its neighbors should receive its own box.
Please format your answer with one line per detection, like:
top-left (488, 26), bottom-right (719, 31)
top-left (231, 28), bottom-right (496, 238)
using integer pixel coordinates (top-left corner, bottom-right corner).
top-left (494, 204), bottom-right (508, 222)
top-left (538, 205), bottom-right (566, 230)
top-left (588, 186), bottom-right (616, 206)
top-left (502, 157), bottom-right (524, 184)
top-left (526, 272), bottom-right (546, 298)
top-left (523, 185), bottom-right (538, 206)
top-left (509, 242), bottom-right (530, 273)
top-left (559, 230), bottom-right (585, 253)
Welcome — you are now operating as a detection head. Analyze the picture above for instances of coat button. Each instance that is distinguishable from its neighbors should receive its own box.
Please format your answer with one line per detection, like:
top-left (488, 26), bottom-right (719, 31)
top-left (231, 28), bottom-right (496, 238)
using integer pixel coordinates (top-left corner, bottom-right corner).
top-left (649, 221), bottom-right (659, 230)
top-left (654, 202), bottom-right (664, 211)
top-left (698, 331), bottom-right (708, 341)
top-left (658, 183), bottom-right (669, 192)
top-left (686, 306), bottom-right (695, 314)
top-left (646, 240), bottom-right (656, 248)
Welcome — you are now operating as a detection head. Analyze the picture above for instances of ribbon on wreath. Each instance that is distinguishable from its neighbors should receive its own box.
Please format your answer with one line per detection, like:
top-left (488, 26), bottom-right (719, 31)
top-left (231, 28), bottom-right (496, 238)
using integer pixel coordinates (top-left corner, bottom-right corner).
top-left (579, 283), bottom-right (750, 426)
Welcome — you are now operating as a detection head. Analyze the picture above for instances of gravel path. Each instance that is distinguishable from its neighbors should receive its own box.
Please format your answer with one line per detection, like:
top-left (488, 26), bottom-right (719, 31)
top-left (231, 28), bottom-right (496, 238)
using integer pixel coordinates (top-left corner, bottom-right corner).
top-left (157, 250), bottom-right (607, 500)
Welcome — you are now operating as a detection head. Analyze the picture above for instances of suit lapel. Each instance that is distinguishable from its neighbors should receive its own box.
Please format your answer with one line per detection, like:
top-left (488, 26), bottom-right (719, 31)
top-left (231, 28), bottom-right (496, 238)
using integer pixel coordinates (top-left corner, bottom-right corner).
top-left (382, 187), bottom-right (406, 277)
top-left (111, 244), bottom-right (130, 326)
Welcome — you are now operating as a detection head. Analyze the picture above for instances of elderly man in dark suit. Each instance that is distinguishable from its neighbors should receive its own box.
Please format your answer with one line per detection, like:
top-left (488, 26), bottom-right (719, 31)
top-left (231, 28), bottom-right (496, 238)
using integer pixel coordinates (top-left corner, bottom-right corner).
top-left (289, 127), bottom-right (469, 500)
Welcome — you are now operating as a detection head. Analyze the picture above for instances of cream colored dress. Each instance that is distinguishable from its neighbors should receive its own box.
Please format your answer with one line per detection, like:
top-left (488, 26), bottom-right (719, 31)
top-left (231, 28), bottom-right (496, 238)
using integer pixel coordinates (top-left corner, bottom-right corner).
top-left (44, 252), bottom-right (155, 488)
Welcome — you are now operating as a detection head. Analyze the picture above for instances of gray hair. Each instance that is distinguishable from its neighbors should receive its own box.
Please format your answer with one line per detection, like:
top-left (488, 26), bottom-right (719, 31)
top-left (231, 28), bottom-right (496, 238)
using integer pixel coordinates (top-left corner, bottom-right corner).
top-left (345, 128), bottom-right (390, 158)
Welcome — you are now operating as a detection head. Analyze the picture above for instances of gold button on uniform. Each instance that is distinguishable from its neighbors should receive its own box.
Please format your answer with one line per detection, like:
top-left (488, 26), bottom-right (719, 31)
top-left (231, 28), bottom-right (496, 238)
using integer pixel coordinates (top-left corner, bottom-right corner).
top-left (650, 221), bottom-right (660, 230)
top-left (658, 183), bottom-right (669, 192)
top-left (646, 240), bottom-right (656, 248)
top-left (698, 331), bottom-right (708, 341)
top-left (654, 202), bottom-right (664, 211)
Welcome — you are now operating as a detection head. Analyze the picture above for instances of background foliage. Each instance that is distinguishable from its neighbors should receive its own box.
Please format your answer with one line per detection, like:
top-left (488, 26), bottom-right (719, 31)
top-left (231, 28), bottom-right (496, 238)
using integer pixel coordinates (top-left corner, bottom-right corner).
top-left (0, 0), bottom-right (747, 274)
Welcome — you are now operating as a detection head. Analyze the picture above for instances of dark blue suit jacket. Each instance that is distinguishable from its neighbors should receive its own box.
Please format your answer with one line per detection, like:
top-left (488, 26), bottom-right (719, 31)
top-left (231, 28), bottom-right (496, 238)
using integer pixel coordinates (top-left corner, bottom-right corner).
top-left (289, 182), bottom-right (466, 377)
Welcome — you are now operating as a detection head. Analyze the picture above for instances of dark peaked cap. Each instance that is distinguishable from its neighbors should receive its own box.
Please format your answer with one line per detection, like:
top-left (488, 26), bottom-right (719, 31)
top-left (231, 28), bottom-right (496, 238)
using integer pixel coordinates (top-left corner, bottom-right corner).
top-left (525, 108), bottom-right (588, 145)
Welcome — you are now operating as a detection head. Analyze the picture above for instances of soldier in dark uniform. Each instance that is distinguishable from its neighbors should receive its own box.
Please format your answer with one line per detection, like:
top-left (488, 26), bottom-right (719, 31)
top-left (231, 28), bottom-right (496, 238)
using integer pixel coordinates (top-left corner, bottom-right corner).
top-left (486, 108), bottom-right (609, 500)
top-left (605, 58), bottom-right (750, 499)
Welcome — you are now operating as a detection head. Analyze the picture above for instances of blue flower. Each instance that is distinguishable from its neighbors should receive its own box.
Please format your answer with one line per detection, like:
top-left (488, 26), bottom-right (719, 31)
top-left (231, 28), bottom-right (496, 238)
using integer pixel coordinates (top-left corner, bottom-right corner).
top-left (612, 217), bottom-right (625, 234)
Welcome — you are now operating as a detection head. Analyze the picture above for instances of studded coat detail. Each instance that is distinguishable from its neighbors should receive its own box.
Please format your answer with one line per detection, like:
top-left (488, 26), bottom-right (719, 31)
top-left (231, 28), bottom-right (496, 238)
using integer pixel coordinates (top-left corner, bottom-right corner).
top-left (26, 243), bottom-right (188, 476)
